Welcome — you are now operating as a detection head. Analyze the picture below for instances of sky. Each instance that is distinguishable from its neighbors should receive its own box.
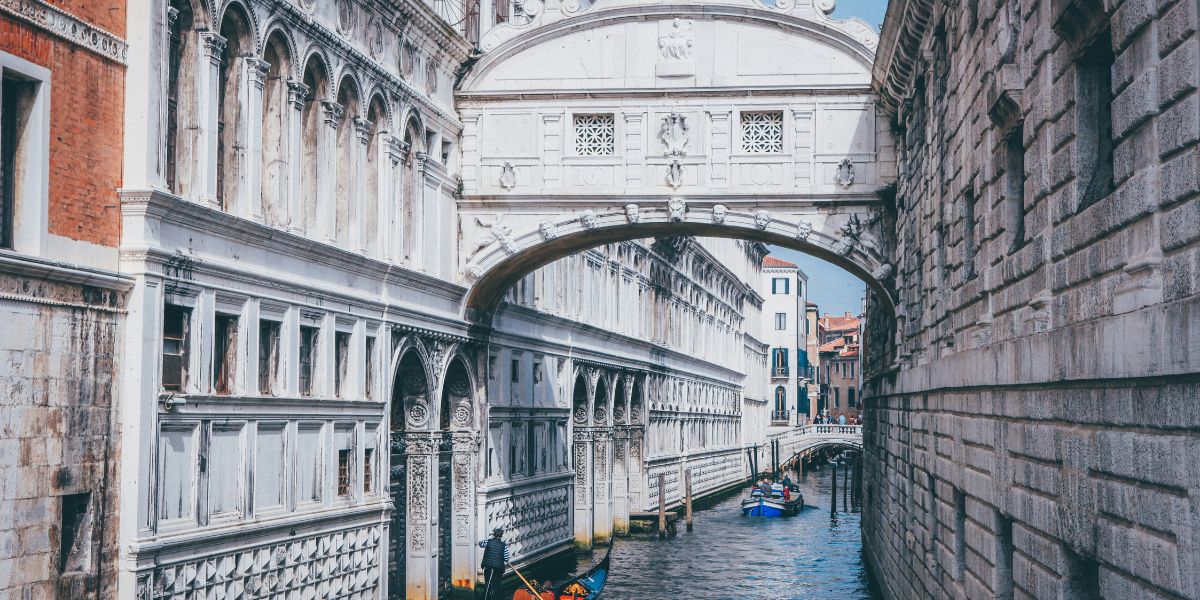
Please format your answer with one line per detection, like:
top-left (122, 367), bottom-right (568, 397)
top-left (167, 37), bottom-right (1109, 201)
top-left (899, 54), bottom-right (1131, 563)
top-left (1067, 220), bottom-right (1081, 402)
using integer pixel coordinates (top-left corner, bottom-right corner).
top-left (760, 0), bottom-right (887, 317)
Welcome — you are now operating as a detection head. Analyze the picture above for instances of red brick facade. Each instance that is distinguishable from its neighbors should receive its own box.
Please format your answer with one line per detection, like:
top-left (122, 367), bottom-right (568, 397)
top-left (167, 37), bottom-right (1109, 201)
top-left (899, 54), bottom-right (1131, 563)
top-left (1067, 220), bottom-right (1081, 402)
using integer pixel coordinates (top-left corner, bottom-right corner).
top-left (1, 5), bottom-right (125, 248)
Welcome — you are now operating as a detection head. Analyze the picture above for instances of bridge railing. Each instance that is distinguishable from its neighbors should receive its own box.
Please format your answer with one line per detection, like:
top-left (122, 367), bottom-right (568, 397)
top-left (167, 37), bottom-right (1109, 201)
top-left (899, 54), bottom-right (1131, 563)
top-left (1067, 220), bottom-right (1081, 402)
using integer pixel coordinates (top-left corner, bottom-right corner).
top-left (758, 425), bottom-right (862, 471)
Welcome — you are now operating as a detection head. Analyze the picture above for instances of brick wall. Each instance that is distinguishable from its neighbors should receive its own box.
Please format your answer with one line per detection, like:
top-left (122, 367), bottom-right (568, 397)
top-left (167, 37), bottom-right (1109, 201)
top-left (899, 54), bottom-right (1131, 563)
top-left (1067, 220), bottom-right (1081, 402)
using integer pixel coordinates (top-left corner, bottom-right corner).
top-left (1, 13), bottom-right (125, 248)
top-left (864, 0), bottom-right (1200, 597)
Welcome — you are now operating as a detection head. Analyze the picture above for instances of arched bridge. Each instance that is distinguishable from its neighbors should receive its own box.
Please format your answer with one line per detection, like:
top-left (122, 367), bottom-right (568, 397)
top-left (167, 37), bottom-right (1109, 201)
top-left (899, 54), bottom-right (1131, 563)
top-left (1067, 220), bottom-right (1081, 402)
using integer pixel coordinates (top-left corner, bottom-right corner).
top-left (453, 0), bottom-right (897, 322)
top-left (770, 424), bottom-right (863, 465)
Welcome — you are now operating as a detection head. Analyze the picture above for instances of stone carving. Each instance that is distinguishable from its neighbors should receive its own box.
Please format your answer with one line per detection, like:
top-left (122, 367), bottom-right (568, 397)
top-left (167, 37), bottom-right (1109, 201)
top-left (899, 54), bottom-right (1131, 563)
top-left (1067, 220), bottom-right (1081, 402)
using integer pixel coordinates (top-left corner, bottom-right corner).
top-left (668, 198), bottom-right (687, 222)
top-left (659, 18), bottom-right (694, 61)
top-left (538, 221), bottom-right (557, 240)
top-left (834, 158), bottom-right (856, 188)
top-left (594, 406), bottom-right (607, 423)
top-left (407, 402), bottom-right (429, 427)
top-left (484, 484), bottom-right (570, 559)
top-left (1, 0), bottom-right (129, 64)
top-left (499, 162), bottom-right (516, 190)
top-left (336, 0), bottom-right (356, 34)
top-left (400, 42), bottom-right (415, 77)
top-left (425, 59), bottom-right (438, 94)
top-left (624, 204), bottom-right (642, 224)
top-left (872, 263), bottom-right (893, 280)
top-left (366, 17), bottom-right (385, 59)
top-left (815, 0), bottom-right (836, 14)
top-left (712, 204), bottom-right (727, 224)
top-left (140, 525), bottom-right (382, 599)
top-left (286, 79), bottom-right (310, 110)
top-left (453, 453), bottom-right (472, 510)
top-left (666, 160), bottom-right (684, 188)
top-left (579, 210), bottom-right (598, 229)
top-left (660, 113), bottom-right (689, 157)
top-left (453, 404), bottom-right (471, 427)
top-left (836, 237), bottom-right (855, 256)
top-left (573, 404), bottom-right (588, 424)
top-left (410, 527), bottom-right (426, 552)
top-left (796, 219), bottom-right (814, 240)
top-left (409, 456), bottom-right (430, 522)
top-left (474, 215), bottom-right (516, 254)
top-left (428, 340), bottom-right (446, 382)
top-left (753, 209), bottom-right (771, 230)
top-left (455, 514), bottom-right (470, 541)
top-left (614, 404), bottom-right (625, 422)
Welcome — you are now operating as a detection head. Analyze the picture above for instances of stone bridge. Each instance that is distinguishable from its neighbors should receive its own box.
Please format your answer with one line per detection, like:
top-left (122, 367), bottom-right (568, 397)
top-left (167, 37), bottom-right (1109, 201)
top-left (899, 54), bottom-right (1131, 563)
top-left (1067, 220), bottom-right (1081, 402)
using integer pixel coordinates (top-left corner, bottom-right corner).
top-left (757, 425), bottom-right (864, 472)
top-left (453, 0), bottom-right (897, 320)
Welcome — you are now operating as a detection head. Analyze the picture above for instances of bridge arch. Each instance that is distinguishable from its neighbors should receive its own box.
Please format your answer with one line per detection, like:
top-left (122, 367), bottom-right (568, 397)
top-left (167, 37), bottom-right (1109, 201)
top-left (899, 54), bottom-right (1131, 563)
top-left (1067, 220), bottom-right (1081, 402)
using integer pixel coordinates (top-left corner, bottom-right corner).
top-left (461, 205), bottom-right (894, 320)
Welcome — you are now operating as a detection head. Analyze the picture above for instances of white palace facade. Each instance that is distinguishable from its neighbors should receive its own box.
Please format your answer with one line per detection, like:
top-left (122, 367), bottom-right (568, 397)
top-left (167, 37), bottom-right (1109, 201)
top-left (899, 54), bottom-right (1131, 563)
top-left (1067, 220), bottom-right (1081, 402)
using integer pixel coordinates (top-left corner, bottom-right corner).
top-left (103, 0), bottom-right (887, 597)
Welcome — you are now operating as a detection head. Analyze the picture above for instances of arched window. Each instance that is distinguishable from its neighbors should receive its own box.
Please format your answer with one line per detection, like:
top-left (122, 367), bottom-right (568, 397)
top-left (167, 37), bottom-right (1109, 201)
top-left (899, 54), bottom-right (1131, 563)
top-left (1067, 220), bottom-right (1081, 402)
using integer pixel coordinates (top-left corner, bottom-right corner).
top-left (774, 386), bottom-right (786, 412)
top-left (365, 96), bottom-right (387, 255)
top-left (217, 6), bottom-right (252, 211)
top-left (334, 77), bottom-right (360, 245)
top-left (165, 0), bottom-right (196, 194)
top-left (260, 32), bottom-right (291, 227)
top-left (400, 117), bottom-right (424, 261)
top-left (300, 56), bottom-right (328, 235)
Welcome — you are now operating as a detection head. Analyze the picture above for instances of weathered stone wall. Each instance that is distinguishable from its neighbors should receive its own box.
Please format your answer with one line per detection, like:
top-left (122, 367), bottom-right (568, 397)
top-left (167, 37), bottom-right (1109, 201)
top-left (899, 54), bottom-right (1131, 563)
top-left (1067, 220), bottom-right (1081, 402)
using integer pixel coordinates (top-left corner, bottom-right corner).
top-left (0, 271), bottom-right (124, 599)
top-left (864, 0), bottom-right (1200, 597)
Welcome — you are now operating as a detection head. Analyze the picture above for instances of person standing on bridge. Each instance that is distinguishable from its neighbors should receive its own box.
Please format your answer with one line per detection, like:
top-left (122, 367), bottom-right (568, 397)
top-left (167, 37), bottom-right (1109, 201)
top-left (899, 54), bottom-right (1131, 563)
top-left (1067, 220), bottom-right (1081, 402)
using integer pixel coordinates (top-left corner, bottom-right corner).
top-left (838, 413), bottom-right (847, 426)
top-left (480, 527), bottom-right (510, 600)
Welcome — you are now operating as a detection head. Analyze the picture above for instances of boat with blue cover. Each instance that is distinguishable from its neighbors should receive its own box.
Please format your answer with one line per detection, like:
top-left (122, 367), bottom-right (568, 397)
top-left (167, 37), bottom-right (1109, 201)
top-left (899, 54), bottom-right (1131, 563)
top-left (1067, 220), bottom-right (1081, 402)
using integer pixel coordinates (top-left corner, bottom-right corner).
top-left (553, 546), bottom-right (611, 599)
top-left (740, 482), bottom-right (803, 516)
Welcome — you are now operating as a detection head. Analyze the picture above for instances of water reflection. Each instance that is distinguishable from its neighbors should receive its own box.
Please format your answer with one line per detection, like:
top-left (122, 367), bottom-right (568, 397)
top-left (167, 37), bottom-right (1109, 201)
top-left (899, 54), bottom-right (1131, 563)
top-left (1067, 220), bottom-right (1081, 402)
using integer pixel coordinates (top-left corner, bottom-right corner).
top-left (538, 465), bottom-right (881, 600)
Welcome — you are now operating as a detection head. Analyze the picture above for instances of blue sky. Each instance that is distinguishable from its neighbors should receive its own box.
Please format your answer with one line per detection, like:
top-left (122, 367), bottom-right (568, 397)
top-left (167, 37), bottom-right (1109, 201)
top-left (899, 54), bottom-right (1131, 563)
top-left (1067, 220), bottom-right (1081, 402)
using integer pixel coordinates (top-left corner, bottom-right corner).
top-left (763, 0), bottom-right (887, 317)
top-left (830, 0), bottom-right (889, 31)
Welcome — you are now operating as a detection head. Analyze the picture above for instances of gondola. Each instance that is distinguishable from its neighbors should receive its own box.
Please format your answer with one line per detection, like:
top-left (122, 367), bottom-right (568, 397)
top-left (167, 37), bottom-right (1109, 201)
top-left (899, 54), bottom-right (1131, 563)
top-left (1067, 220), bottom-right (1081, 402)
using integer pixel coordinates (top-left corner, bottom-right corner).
top-left (553, 545), bottom-right (612, 600)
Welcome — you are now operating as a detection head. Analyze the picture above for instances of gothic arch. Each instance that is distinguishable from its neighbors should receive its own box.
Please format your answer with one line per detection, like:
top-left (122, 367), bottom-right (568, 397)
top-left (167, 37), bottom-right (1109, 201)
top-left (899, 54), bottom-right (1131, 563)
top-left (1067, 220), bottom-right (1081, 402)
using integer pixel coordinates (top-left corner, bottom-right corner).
top-left (571, 371), bottom-right (589, 426)
top-left (390, 339), bottom-right (435, 432)
top-left (438, 353), bottom-right (477, 431)
top-left (593, 375), bottom-right (610, 426)
top-left (215, 0), bottom-right (260, 50)
top-left (258, 19), bottom-right (299, 66)
top-left (216, 2), bottom-right (255, 211)
top-left (260, 28), bottom-right (292, 228)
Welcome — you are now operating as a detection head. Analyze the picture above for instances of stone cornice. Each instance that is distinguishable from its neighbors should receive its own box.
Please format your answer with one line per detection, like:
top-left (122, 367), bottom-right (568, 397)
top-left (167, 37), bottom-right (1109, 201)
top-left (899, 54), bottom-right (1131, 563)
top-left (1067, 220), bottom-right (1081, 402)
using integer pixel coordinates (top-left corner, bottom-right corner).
top-left (385, 0), bottom-right (474, 65)
top-left (0, 0), bottom-right (128, 64)
top-left (871, 0), bottom-right (936, 116)
top-left (456, 85), bottom-right (876, 103)
top-left (0, 250), bottom-right (134, 291)
top-left (118, 188), bottom-right (468, 307)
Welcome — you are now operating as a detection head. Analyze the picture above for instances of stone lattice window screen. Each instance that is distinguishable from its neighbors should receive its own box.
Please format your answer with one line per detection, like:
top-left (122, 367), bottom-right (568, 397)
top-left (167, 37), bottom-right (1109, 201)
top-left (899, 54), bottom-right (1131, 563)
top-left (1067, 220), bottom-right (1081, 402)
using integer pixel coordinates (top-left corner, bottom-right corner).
top-left (740, 111), bottom-right (784, 153)
top-left (574, 114), bottom-right (616, 156)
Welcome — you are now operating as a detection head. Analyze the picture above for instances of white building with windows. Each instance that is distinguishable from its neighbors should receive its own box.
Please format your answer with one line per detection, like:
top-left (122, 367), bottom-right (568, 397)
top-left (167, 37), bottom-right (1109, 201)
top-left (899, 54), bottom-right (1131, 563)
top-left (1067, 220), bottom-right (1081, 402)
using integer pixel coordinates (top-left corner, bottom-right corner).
top-left (760, 255), bottom-right (811, 427)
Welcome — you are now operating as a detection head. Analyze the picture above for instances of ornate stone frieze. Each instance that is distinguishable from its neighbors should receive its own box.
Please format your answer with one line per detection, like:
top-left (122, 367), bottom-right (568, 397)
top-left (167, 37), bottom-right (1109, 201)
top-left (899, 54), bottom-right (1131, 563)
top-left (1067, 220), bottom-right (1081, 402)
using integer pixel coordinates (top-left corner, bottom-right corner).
top-left (484, 485), bottom-right (570, 558)
top-left (138, 524), bottom-right (382, 599)
top-left (0, 0), bottom-right (129, 64)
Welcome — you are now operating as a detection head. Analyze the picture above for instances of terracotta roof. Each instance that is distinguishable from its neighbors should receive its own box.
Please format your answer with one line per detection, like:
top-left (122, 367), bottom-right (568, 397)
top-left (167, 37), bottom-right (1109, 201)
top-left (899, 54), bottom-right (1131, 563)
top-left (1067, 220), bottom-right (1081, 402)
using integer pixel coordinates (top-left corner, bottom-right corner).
top-left (819, 312), bottom-right (860, 332)
top-left (818, 339), bottom-right (846, 353)
top-left (763, 256), bottom-right (798, 269)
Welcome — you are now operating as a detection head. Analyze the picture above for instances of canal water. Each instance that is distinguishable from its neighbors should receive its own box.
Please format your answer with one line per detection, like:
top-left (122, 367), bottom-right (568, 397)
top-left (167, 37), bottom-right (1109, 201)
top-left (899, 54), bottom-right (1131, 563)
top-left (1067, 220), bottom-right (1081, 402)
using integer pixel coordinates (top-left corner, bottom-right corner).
top-left (534, 464), bottom-right (882, 600)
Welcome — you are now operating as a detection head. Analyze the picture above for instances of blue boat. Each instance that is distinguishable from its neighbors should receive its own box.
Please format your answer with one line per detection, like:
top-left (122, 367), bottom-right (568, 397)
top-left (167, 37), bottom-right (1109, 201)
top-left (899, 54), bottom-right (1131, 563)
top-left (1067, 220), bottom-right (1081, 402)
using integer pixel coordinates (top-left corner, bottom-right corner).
top-left (740, 483), bottom-right (803, 516)
top-left (553, 546), bottom-right (611, 599)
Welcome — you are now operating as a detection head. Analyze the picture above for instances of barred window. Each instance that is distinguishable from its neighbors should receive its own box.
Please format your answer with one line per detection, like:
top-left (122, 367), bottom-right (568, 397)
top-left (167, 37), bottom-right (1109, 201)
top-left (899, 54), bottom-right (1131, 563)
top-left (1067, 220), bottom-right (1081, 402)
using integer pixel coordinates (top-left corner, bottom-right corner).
top-left (740, 111), bottom-right (784, 153)
top-left (574, 114), bottom-right (615, 156)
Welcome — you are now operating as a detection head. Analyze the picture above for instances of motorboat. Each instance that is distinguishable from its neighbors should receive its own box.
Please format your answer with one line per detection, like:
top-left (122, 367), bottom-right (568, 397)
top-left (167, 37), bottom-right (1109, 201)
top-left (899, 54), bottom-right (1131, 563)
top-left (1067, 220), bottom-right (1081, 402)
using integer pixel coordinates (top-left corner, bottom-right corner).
top-left (740, 482), bottom-right (803, 516)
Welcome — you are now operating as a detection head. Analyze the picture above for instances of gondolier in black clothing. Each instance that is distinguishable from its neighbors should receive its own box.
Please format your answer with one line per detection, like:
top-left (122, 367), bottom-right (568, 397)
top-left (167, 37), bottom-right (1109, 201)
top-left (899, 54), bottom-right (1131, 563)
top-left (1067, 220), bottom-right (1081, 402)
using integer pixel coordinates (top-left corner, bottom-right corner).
top-left (479, 527), bottom-right (510, 600)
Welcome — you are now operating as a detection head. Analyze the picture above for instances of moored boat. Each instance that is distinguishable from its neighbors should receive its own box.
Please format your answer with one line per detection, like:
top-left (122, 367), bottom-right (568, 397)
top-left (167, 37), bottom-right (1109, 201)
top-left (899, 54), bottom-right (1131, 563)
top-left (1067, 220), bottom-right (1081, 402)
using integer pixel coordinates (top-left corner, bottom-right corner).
top-left (553, 546), bottom-right (612, 600)
top-left (740, 483), bottom-right (803, 516)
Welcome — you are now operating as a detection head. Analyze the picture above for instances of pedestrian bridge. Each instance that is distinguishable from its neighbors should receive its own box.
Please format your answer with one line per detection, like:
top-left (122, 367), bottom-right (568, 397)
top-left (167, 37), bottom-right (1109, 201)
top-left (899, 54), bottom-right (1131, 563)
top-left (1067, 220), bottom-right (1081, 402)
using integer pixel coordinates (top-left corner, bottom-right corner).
top-left (453, 0), bottom-right (896, 322)
top-left (770, 425), bottom-right (863, 463)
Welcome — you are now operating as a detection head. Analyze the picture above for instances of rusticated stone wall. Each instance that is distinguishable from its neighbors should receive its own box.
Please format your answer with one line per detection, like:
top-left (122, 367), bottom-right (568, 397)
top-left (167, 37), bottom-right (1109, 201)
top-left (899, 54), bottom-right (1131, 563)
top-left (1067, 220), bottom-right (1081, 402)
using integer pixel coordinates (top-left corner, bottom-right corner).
top-left (864, 0), bottom-right (1200, 597)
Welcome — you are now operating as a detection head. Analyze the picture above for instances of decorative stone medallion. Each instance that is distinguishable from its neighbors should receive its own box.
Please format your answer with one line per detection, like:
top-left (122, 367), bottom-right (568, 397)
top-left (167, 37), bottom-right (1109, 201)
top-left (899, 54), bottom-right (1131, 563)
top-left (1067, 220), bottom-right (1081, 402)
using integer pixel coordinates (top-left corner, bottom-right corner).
top-left (336, 0), bottom-right (356, 35)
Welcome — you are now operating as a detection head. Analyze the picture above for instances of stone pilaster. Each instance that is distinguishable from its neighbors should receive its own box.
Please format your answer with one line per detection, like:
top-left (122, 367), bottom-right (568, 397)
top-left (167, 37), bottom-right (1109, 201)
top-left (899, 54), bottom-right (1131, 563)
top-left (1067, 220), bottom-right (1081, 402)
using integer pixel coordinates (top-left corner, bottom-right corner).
top-left (284, 79), bottom-right (308, 233)
top-left (591, 428), bottom-right (613, 544)
top-left (572, 428), bottom-right (594, 549)
top-left (319, 100), bottom-right (343, 243)
top-left (450, 431), bottom-right (478, 597)
top-left (240, 57), bottom-right (270, 222)
top-left (611, 427), bottom-right (630, 535)
top-left (404, 432), bottom-right (439, 600)
top-left (196, 32), bottom-right (226, 207)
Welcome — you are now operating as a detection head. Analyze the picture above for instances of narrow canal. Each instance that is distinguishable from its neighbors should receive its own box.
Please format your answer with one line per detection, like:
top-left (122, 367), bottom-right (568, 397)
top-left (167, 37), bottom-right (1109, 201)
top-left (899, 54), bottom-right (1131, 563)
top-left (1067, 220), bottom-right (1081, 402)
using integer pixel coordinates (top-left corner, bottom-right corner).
top-left (537, 463), bottom-right (882, 599)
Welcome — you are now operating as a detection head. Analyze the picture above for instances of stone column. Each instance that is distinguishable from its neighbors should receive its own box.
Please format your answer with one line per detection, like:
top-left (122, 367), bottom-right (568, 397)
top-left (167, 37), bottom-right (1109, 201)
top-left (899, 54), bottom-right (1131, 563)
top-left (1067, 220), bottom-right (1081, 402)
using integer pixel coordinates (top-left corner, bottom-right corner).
top-left (285, 79), bottom-right (308, 233)
top-left (386, 136), bottom-right (408, 263)
top-left (572, 428), bottom-right (594, 549)
top-left (611, 427), bottom-right (630, 535)
top-left (319, 101), bottom-right (343, 243)
top-left (413, 152), bottom-right (429, 269)
top-left (450, 432), bottom-right (478, 597)
top-left (627, 426), bottom-right (645, 511)
top-left (197, 32), bottom-right (226, 206)
top-left (240, 57), bottom-right (268, 222)
top-left (353, 117), bottom-right (372, 253)
top-left (592, 428), bottom-right (613, 544)
top-left (405, 432), bottom-right (439, 600)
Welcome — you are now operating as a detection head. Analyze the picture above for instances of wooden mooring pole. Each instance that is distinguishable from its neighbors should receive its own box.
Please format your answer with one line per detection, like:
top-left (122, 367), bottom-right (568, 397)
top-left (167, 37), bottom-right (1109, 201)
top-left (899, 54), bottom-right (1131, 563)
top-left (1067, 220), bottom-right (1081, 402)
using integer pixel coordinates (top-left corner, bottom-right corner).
top-left (684, 469), bottom-right (694, 532)
top-left (658, 473), bottom-right (667, 539)
top-left (830, 463), bottom-right (838, 517)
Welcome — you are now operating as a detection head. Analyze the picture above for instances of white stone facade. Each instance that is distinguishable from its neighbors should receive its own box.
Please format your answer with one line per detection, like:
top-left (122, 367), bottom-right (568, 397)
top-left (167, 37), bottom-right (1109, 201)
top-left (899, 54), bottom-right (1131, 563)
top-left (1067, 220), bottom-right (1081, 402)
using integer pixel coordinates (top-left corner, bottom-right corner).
top-left (760, 258), bottom-right (812, 427)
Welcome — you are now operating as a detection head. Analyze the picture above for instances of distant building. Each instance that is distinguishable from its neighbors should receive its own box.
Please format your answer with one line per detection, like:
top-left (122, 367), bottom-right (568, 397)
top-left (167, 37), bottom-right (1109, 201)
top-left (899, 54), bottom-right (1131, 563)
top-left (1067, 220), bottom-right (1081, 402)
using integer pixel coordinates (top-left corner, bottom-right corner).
top-left (804, 302), bottom-right (822, 418)
top-left (817, 312), bottom-right (861, 419)
top-left (760, 256), bottom-right (811, 427)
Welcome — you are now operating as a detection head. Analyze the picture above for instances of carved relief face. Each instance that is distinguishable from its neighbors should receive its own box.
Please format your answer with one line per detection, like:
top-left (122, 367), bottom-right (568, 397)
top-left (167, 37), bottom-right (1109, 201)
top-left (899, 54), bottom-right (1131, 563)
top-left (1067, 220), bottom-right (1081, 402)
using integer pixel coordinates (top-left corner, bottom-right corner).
top-left (580, 210), bottom-right (597, 229)
top-left (796, 219), bottom-right (813, 240)
top-left (712, 204), bottom-right (727, 224)
top-left (538, 221), bottom-right (557, 240)
top-left (668, 198), bottom-right (687, 221)
top-left (625, 204), bottom-right (641, 223)
top-left (754, 209), bottom-right (771, 230)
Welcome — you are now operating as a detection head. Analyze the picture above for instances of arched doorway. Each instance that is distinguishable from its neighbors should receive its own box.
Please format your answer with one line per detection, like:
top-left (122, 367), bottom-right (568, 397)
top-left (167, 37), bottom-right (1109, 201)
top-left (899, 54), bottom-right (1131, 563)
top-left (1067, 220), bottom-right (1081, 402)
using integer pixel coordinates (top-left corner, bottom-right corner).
top-left (389, 348), bottom-right (428, 599)
top-left (438, 355), bottom-right (476, 599)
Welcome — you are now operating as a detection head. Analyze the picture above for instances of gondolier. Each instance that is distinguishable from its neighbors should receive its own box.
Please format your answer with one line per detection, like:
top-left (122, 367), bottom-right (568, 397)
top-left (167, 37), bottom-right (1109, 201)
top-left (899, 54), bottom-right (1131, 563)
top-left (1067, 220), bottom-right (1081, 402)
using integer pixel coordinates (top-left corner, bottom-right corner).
top-left (479, 527), bottom-right (511, 600)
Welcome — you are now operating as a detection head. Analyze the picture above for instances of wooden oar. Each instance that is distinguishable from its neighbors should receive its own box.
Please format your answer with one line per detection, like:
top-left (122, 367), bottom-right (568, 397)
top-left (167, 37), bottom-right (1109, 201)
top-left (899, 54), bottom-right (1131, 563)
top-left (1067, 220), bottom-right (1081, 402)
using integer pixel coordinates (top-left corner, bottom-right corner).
top-left (508, 561), bottom-right (543, 598)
